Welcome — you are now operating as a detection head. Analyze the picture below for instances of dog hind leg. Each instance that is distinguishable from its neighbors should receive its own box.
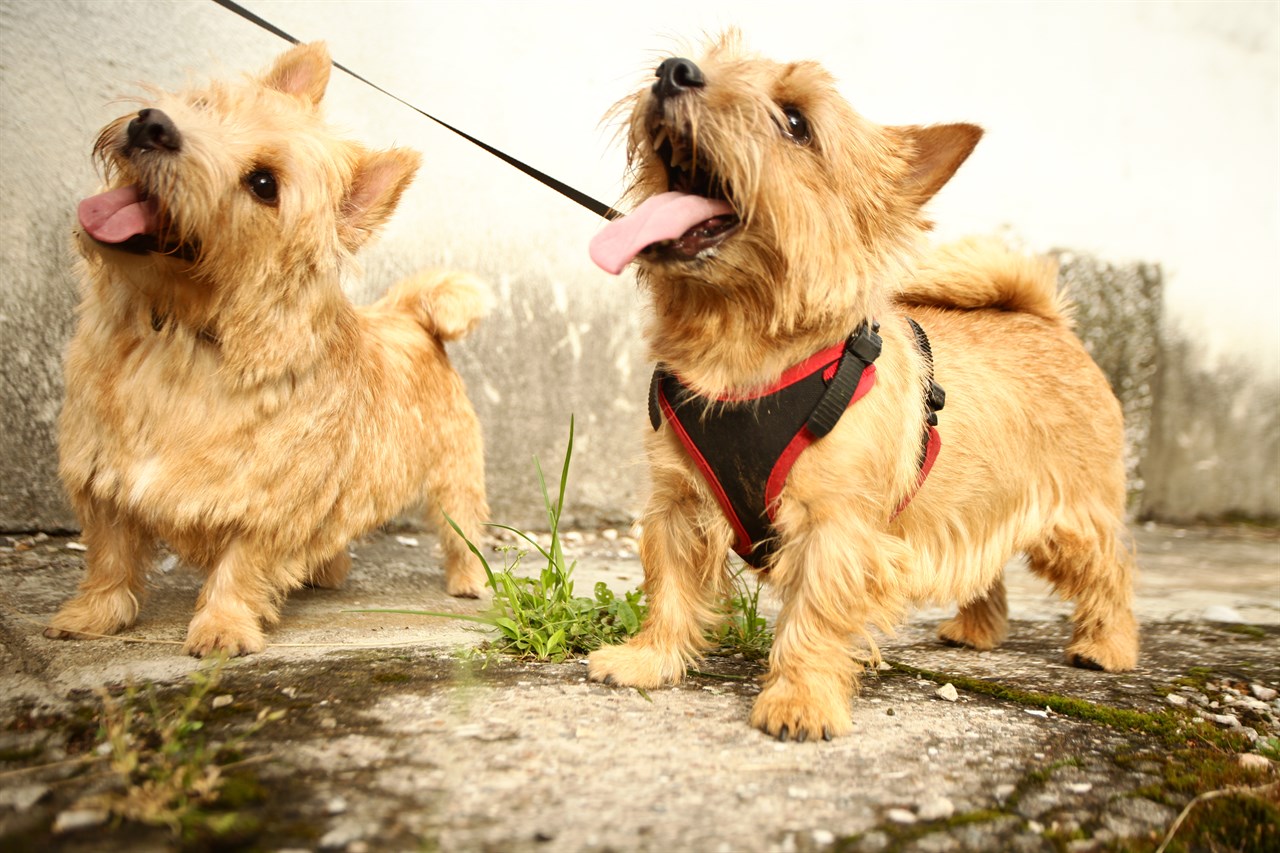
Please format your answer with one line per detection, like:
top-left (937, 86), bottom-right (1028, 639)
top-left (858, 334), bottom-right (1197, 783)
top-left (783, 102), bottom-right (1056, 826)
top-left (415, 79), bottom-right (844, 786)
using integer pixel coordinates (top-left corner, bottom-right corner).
top-left (421, 425), bottom-right (489, 599)
top-left (1026, 515), bottom-right (1138, 672)
top-left (937, 574), bottom-right (1009, 651)
top-left (306, 549), bottom-right (352, 589)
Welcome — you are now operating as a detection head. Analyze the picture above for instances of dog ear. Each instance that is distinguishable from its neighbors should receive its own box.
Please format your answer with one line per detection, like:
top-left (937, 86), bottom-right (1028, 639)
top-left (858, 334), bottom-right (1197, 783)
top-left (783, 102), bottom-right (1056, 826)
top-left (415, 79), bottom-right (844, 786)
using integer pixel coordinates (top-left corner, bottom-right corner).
top-left (263, 42), bottom-right (332, 106)
top-left (894, 123), bottom-right (983, 207)
top-left (339, 147), bottom-right (422, 251)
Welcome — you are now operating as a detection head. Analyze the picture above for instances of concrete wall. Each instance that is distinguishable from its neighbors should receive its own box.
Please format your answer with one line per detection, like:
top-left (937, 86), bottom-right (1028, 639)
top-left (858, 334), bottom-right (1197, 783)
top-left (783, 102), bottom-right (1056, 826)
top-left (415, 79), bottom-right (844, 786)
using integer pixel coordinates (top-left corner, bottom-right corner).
top-left (1, 1), bottom-right (1276, 532)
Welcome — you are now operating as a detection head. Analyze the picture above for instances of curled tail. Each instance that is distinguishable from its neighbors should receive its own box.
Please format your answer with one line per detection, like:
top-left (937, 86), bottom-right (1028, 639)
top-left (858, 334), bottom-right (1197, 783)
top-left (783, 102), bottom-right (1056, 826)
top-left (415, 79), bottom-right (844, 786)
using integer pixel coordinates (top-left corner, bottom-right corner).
top-left (898, 237), bottom-right (1072, 324)
top-left (379, 269), bottom-right (492, 341)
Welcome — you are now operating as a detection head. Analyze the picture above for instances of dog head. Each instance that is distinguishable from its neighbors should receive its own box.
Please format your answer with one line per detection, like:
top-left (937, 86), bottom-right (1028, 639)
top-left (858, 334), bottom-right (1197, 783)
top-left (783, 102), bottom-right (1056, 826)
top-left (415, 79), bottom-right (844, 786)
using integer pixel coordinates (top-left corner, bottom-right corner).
top-left (592, 32), bottom-right (981, 332)
top-left (77, 42), bottom-right (420, 295)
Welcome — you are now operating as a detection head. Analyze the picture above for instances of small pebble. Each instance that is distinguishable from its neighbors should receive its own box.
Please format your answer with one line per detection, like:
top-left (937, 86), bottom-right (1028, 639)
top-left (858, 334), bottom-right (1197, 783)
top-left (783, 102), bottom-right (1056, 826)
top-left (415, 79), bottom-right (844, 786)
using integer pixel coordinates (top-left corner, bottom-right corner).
top-left (812, 829), bottom-right (835, 846)
top-left (917, 796), bottom-right (954, 821)
top-left (395, 536), bottom-right (419, 547)
top-left (935, 683), bottom-right (958, 702)
top-left (1164, 694), bottom-right (1187, 708)
top-left (886, 808), bottom-right (917, 824)
top-left (211, 694), bottom-right (233, 709)
top-left (1238, 753), bottom-right (1271, 772)
top-left (1250, 684), bottom-right (1278, 702)
top-left (66, 541), bottom-right (87, 552)
top-left (53, 808), bottom-right (109, 833)
top-left (0, 784), bottom-right (48, 812)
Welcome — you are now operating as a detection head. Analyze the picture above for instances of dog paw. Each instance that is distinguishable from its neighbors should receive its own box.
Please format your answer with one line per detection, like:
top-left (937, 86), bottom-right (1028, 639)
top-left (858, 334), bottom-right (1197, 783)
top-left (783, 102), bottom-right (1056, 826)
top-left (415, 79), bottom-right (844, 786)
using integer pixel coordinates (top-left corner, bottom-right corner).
top-left (588, 641), bottom-right (686, 689)
top-left (750, 676), bottom-right (852, 742)
top-left (445, 573), bottom-right (485, 599)
top-left (44, 592), bottom-right (138, 640)
top-left (184, 611), bottom-right (265, 658)
top-left (937, 617), bottom-right (1002, 651)
top-left (1065, 637), bottom-right (1137, 672)
top-left (1066, 616), bottom-right (1138, 672)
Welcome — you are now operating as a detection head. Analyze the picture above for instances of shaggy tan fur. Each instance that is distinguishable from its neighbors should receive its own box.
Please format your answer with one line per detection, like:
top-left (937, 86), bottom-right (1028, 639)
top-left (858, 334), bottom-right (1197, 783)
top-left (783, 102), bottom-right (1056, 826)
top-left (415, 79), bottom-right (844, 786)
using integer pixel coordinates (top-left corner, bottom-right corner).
top-left (587, 33), bottom-right (1137, 740)
top-left (46, 43), bottom-right (490, 657)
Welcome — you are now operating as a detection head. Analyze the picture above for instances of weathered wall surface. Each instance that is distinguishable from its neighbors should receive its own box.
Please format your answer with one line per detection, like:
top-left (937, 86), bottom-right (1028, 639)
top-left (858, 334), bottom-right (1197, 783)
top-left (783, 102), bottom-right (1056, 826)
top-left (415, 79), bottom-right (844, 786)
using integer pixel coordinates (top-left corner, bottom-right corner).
top-left (1056, 252), bottom-right (1163, 512)
top-left (1142, 331), bottom-right (1280, 523)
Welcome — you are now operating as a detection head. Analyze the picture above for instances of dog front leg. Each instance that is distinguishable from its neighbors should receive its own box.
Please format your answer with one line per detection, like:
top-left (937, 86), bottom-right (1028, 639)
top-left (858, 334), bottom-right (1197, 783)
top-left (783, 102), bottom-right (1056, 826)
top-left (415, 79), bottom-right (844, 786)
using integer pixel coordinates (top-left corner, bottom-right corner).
top-left (45, 501), bottom-right (154, 640)
top-left (751, 518), bottom-right (910, 742)
top-left (588, 487), bottom-right (732, 689)
top-left (185, 540), bottom-right (298, 657)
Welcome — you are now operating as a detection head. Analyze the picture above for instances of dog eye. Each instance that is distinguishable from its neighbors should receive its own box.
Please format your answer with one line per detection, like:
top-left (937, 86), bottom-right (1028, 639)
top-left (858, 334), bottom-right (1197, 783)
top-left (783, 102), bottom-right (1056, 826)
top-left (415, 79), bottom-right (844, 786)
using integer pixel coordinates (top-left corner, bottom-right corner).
top-left (245, 169), bottom-right (279, 205)
top-left (781, 106), bottom-right (811, 145)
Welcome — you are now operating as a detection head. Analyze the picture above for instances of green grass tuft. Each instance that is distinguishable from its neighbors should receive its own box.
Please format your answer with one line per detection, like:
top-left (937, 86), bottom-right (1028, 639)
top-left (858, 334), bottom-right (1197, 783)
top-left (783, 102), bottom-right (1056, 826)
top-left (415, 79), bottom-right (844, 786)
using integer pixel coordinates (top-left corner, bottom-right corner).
top-left (442, 417), bottom-right (649, 662)
top-left (84, 655), bottom-right (282, 841)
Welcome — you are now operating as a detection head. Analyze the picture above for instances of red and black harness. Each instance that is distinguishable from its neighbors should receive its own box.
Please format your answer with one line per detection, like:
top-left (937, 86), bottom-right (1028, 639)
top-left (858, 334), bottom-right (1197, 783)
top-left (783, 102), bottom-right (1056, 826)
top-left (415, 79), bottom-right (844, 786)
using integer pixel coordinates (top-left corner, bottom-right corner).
top-left (649, 319), bottom-right (944, 569)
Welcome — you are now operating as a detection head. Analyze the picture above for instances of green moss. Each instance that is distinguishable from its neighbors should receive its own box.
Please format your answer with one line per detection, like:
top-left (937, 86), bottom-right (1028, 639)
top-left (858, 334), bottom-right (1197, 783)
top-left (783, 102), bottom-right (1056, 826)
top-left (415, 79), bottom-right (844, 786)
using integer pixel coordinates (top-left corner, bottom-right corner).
top-left (1170, 666), bottom-right (1215, 692)
top-left (886, 662), bottom-right (1248, 751)
top-left (865, 808), bottom-right (1012, 852)
top-left (217, 772), bottom-right (268, 808)
top-left (1218, 623), bottom-right (1267, 639)
top-left (372, 671), bottom-right (412, 684)
top-left (0, 745), bottom-right (44, 763)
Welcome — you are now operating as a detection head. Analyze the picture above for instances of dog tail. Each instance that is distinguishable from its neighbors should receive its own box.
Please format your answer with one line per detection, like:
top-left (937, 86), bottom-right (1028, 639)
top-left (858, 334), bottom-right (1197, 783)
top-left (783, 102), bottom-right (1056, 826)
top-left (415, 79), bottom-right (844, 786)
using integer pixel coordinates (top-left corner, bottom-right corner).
top-left (897, 237), bottom-right (1071, 324)
top-left (381, 269), bottom-right (492, 341)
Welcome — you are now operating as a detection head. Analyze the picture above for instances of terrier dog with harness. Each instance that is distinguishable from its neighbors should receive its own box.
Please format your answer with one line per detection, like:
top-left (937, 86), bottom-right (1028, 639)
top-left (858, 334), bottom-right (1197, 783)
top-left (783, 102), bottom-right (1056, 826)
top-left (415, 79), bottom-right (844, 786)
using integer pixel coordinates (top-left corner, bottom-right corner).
top-left (588, 32), bottom-right (1138, 741)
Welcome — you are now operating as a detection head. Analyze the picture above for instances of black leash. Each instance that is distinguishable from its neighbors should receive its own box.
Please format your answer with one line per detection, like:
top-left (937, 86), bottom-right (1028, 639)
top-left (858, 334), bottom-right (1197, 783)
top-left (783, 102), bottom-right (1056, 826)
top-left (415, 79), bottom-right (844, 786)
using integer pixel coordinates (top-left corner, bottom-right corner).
top-left (211, 0), bottom-right (618, 220)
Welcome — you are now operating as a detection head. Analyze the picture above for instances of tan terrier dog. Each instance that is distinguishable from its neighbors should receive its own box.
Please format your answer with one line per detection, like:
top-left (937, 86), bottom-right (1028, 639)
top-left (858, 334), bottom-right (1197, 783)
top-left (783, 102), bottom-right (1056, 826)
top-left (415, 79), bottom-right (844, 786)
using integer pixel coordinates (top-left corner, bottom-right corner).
top-left (46, 42), bottom-right (490, 657)
top-left (588, 33), bottom-right (1138, 740)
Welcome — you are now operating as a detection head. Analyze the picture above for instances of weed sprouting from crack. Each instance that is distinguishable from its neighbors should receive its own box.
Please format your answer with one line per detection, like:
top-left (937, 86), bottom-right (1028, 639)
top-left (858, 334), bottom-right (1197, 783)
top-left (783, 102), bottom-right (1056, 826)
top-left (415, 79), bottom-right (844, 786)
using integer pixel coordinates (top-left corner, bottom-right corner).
top-left (708, 565), bottom-right (774, 660)
top-left (82, 654), bottom-right (282, 840)
top-left (378, 417), bottom-right (649, 662)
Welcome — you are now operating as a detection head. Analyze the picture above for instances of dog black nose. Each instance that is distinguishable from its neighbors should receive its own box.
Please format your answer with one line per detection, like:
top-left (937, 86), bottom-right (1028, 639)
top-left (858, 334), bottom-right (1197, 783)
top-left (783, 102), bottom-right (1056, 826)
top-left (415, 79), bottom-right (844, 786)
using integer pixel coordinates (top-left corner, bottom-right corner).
top-left (652, 58), bottom-right (705, 100)
top-left (126, 108), bottom-right (182, 152)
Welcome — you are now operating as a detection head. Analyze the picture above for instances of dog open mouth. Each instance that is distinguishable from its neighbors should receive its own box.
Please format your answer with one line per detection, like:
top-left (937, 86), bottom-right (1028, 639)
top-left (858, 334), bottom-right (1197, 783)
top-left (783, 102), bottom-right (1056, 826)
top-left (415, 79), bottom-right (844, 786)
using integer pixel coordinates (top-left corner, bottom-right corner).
top-left (77, 185), bottom-right (196, 261)
top-left (589, 126), bottom-right (740, 275)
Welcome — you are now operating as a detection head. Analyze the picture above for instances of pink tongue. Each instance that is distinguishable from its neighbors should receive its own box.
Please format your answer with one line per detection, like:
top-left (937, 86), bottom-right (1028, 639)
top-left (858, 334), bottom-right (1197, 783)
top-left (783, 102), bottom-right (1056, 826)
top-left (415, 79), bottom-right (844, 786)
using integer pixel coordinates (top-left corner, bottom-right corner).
top-left (78, 186), bottom-right (159, 244)
top-left (589, 191), bottom-right (734, 275)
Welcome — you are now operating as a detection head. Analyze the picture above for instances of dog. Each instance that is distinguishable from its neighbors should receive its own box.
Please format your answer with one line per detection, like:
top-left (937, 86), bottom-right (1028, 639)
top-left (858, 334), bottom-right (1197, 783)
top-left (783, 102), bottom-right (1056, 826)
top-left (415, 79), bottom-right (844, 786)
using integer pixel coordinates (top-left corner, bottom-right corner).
top-left (46, 42), bottom-right (490, 657)
top-left (587, 32), bottom-right (1138, 740)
